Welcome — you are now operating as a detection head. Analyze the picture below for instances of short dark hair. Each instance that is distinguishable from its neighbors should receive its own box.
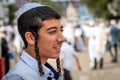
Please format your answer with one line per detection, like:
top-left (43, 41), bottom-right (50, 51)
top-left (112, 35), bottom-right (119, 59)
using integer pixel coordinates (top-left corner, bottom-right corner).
top-left (18, 6), bottom-right (61, 48)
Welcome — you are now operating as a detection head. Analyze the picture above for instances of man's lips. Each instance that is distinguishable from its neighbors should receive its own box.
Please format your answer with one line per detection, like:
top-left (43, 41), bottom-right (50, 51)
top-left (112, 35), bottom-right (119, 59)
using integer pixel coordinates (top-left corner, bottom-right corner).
top-left (54, 46), bottom-right (61, 52)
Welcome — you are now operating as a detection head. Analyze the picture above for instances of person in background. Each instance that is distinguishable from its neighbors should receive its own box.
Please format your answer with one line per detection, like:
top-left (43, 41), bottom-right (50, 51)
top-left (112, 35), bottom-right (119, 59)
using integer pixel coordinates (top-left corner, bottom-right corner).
top-left (109, 20), bottom-right (120, 62)
top-left (2, 21), bottom-right (13, 43)
top-left (105, 21), bottom-right (113, 61)
top-left (74, 24), bottom-right (85, 52)
top-left (2, 2), bottom-right (65, 80)
top-left (12, 19), bottom-right (24, 62)
top-left (60, 40), bottom-right (81, 80)
top-left (94, 22), bottom-right (107, 69)
top-left (8, 32), bottom-right (17, 68)
top-left (0, 27), bottom-right (10, 73)
top-left (84, 19), bottom-right (97, 69)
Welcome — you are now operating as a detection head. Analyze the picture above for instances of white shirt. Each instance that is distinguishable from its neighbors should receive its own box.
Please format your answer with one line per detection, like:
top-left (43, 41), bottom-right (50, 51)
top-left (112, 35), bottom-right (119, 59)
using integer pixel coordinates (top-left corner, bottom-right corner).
top-left (60, 42), bottom-right (77, 71)
top-left (2, 51), bottom-right (58, 80)
top-left (74, 28), bottom-right (82, 38)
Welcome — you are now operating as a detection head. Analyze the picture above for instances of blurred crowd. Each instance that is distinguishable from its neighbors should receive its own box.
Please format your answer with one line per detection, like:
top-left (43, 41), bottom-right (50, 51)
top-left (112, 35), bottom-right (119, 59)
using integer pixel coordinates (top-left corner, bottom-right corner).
top-left (0, 16), bottom-right (120, 80)
top-left (62, 18), bottom-right (120, 71)
top-left (0, 19), bottom-right (24, 74)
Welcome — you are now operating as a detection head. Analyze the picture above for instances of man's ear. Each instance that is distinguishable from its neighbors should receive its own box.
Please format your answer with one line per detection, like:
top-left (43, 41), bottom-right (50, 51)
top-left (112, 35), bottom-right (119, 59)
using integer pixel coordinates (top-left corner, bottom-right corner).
top-left (25, 32), bottom-right (35, 45)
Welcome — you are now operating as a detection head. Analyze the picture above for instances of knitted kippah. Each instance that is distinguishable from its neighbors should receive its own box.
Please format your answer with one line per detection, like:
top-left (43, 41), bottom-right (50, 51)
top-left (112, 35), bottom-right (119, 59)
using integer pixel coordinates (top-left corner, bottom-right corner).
top-left (17, 3), bottom-right (44, 19)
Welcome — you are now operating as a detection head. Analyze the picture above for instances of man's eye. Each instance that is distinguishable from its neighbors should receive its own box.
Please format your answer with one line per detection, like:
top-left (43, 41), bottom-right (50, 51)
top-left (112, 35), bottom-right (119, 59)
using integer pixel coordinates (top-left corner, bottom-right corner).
top-left (49, 31), bottom-right (56, 34)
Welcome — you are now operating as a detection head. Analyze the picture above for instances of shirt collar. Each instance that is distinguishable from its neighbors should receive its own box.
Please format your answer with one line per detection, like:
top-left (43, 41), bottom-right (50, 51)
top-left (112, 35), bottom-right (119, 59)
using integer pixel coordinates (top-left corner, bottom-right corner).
top-left (20, 50), bottom-right (51, 76)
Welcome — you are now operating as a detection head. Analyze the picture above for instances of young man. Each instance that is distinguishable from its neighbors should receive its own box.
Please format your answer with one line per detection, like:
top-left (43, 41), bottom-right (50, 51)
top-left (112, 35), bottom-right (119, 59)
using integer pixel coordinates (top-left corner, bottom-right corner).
top-left (2, 3), bottom-right (65, 80)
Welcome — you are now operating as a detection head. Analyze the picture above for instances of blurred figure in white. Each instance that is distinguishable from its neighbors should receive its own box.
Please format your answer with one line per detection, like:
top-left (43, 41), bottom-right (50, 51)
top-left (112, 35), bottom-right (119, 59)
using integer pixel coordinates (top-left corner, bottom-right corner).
top-left (62, 22), bottom-right (75, 46)
top-left (12, 19), bottom-right (24, 62)
top-left (1, 21), bottom-right (13, 43)
top-left (94, 22), bottom-right (107, 69)
top-left (60, 40), bottom-right (81, 80)
top-left (74, 24), bottom-right (85, 51)
top-left (83, 19), bottom-right (97, 69)
top-left (8, 32), bottom-right (17, 68)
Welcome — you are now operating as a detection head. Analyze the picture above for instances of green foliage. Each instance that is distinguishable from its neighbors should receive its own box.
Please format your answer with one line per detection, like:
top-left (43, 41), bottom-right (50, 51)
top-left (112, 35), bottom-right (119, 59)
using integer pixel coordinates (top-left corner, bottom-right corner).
top-left (84, 0), bottom-right (113, 20)
top-left (8, 4), bottom-right (16, 24)
top-left (33, 0), bottom-right (64, 15)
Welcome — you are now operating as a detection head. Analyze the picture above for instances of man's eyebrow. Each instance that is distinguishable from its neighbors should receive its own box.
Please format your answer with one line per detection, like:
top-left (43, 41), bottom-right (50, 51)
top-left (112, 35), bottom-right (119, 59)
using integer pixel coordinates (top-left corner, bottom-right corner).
top-left (47, 26), bottom-right (63, 31)
top-left (47, 27), bottom-right (57, 31)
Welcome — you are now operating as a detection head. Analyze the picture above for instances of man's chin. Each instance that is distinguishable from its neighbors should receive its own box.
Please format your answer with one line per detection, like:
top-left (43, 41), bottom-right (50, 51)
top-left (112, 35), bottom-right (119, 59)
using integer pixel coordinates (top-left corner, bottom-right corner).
top-left (51, 55), bottom-right (59, 59)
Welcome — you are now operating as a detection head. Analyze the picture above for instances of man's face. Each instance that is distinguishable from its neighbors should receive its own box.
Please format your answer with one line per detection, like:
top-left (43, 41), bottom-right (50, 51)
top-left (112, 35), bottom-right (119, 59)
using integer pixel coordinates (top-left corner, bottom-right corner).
top-left (38, 19), bottom-right (65, 59)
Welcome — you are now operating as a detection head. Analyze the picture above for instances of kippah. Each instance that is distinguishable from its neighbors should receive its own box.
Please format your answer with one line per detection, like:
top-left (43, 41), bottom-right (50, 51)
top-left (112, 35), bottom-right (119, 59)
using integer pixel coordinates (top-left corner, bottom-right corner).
top-left (17, 3), bottom-right (44, 19)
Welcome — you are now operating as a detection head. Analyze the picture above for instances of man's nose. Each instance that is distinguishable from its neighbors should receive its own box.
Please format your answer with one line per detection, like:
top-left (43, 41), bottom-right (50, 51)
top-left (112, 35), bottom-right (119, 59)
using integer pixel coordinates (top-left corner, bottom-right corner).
top-left (57, 33), bottom-right (65, 42)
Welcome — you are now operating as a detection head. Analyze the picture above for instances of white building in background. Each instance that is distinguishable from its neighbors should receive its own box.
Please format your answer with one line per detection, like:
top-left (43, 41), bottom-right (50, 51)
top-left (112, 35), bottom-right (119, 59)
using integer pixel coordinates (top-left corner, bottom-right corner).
top-left (52, 0), bottom-right (80, 2)
top-left (15, 0), bottom-right (32, 8)
top-left (52, 0), bottom-right (83, 7)
top-left (0, 0), bottom-right (33, 20)
top-left (0, 5), bottom-right (4, 19)
top-left (0, 0), bottom-right (15, 5)
top-left (0, 0), bottom-right (15, 19)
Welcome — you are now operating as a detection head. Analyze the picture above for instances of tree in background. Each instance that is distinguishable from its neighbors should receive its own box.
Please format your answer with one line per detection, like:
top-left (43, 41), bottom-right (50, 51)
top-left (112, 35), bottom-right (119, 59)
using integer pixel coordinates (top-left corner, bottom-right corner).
top-left (33, 0), bottom-right (64, 16)
top-left (8, 4), bottom-right (16, 25)
top-left (84, 0), bottom-right (114, 20)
